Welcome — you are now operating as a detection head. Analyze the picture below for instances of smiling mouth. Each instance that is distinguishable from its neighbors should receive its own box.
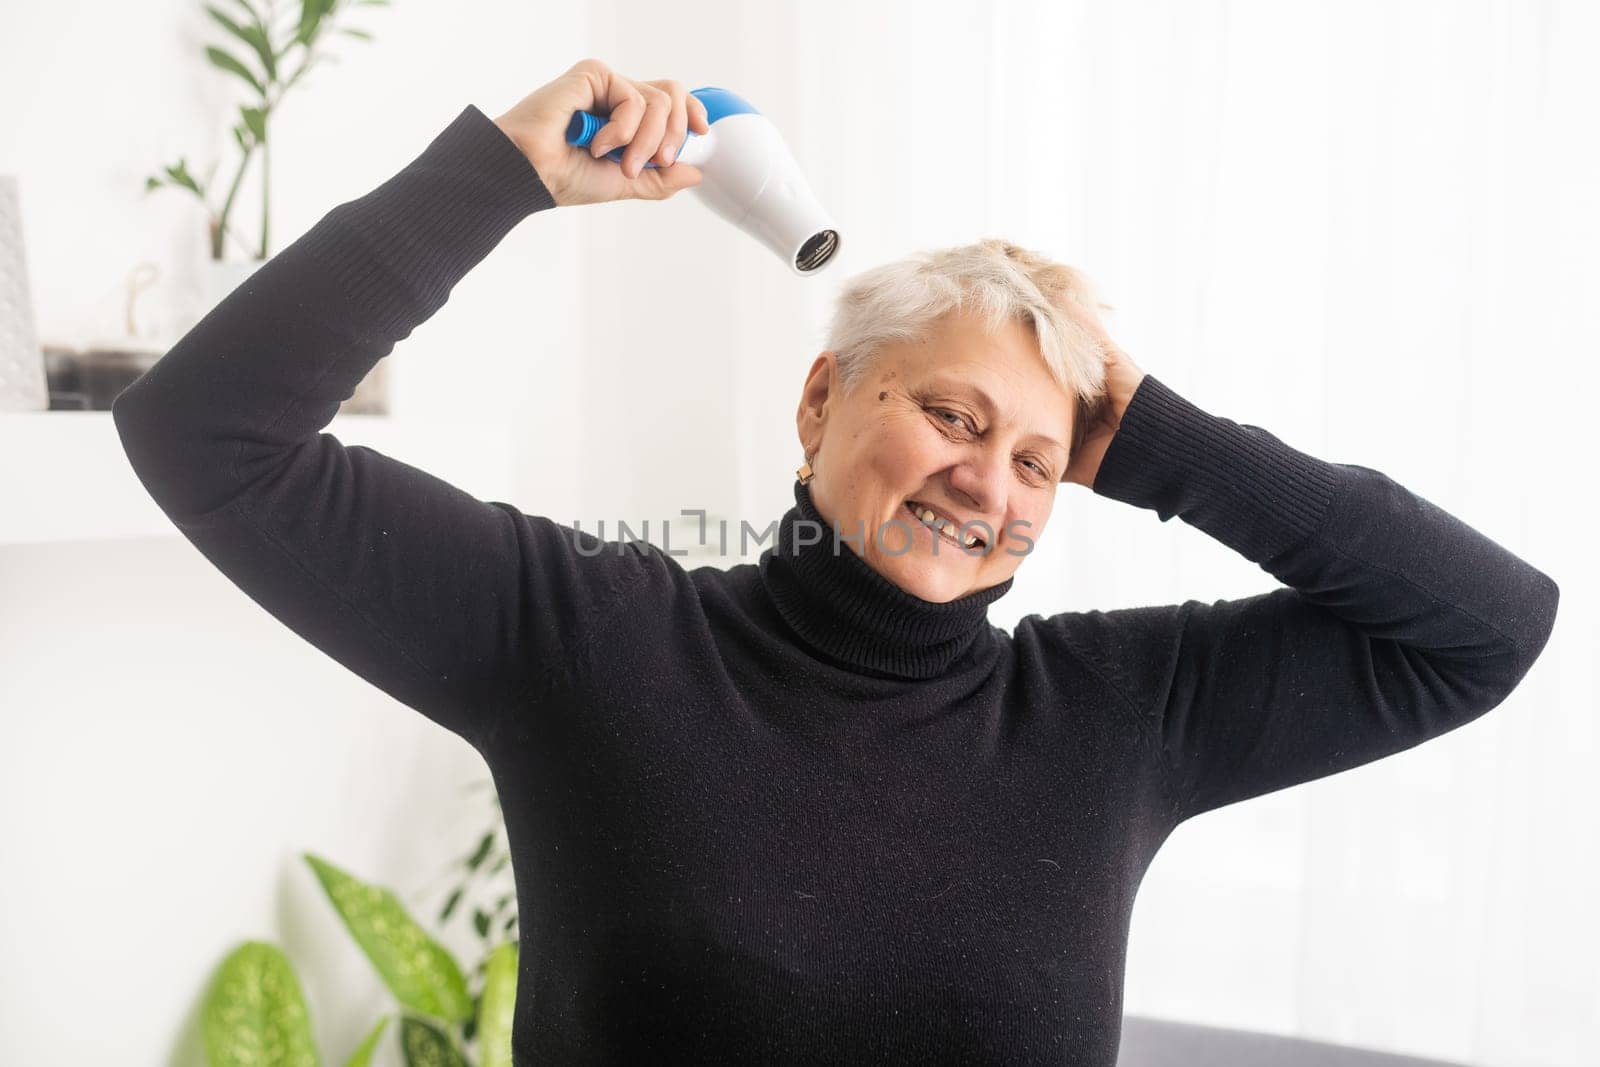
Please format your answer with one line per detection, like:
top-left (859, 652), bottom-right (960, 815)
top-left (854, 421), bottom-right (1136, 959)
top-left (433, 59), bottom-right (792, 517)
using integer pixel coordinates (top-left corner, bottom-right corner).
top-left (904, 500), bottom-right (987, 551)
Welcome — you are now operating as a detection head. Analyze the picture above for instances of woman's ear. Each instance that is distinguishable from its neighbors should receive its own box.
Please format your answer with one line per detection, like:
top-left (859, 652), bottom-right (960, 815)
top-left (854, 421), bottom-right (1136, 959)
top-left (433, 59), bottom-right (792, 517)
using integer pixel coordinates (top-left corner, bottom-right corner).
top-left (795, 351), bottom-right (836, 451)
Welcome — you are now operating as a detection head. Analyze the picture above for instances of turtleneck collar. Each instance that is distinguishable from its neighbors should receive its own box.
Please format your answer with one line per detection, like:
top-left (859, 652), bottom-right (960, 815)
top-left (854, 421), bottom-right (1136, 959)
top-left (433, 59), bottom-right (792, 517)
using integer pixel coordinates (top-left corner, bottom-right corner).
top-left (756, 480), bottom-right (1013, 680)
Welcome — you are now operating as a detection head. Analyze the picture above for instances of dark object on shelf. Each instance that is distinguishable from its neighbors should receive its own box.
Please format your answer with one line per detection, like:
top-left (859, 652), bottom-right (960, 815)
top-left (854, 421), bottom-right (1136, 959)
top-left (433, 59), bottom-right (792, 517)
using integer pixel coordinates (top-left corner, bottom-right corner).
top-left (41, 342), bottom-right (389, 414)
top-left (43, 344), bottom-right (160, 410)
top-left (43, 346), bottom-right (84, 408)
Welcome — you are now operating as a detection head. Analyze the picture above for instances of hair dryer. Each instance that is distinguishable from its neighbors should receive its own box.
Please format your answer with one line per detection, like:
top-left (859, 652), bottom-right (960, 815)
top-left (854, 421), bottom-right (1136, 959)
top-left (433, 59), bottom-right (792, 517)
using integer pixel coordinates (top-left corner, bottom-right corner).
top-left (566, 86), bottom-right (840, 277)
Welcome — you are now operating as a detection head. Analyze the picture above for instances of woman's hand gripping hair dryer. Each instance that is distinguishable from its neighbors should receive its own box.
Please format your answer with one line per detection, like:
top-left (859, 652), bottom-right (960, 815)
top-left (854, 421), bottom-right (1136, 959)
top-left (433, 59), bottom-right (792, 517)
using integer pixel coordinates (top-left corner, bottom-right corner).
top-left (567, 86), bottom-right (841, 276)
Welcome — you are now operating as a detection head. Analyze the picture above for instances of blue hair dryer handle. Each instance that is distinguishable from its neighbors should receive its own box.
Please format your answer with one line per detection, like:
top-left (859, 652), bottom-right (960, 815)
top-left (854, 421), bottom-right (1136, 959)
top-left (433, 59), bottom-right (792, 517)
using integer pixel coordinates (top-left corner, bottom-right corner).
top-left (565, 86), bottom-right (758, 170)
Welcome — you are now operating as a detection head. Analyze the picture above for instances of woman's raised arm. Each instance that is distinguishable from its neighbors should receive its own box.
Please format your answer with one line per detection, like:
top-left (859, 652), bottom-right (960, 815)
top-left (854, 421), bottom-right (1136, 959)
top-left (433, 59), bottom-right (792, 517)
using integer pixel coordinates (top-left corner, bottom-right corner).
top-left (113, 63), bottom-right (709, 756)
top-left (1023, 373), bottom-right (1560, 826)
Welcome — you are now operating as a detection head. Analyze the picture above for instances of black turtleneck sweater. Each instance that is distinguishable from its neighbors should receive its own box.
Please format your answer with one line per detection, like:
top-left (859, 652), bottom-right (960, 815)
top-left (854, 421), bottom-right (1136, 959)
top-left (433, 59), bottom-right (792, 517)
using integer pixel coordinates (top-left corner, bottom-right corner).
top-left (112, 105), bottom-right (1560, 1065)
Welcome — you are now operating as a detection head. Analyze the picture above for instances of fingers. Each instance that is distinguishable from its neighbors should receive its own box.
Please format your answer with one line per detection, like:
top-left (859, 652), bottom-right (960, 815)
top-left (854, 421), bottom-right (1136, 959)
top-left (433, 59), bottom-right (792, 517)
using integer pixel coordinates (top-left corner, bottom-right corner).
top-left (557, 59), bottom-right (708, 201)
top-left (618, 83), bottom-right (672, 179)
top-left (579, 64), bottom-right (646, 162)
top-left (647, 80), bottom-right (692, 170)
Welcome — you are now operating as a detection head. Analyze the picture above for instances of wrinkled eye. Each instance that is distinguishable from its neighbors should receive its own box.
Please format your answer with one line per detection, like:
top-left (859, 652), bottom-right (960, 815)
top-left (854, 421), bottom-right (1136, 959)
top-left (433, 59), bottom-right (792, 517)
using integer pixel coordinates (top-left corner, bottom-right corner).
top-left (930, 408), bottom-right (973, 433)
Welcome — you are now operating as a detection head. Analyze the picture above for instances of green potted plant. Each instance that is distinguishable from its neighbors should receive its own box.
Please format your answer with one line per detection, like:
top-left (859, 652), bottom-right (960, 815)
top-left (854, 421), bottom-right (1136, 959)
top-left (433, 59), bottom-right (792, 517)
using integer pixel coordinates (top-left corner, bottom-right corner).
top-left (144, 0), bottom-right (392, 410)
top-left (201, 846), bottom-right (518, 1066)
top-left (146, 0), bottom-right (388, 264)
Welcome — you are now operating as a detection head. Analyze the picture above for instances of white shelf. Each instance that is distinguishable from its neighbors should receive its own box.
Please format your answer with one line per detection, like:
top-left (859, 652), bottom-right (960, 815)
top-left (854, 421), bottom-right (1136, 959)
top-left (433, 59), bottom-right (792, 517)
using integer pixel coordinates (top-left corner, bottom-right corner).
top-left (0, 410), bottom-right (517, 547)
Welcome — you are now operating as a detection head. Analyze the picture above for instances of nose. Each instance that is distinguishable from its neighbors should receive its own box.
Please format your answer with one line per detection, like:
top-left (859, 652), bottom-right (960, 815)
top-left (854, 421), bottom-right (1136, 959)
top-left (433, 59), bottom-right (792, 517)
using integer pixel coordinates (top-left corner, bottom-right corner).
top-left (947, 448), bottom-right (1006, 520)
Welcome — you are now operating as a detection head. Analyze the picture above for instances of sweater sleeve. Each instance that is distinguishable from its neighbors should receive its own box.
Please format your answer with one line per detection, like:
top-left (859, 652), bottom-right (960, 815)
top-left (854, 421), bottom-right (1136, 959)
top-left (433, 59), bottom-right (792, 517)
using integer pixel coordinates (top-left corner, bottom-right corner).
top-left (1044, 373), bottom-right (1559, 825)
top-left (112, 104), bottom-right (649, 757)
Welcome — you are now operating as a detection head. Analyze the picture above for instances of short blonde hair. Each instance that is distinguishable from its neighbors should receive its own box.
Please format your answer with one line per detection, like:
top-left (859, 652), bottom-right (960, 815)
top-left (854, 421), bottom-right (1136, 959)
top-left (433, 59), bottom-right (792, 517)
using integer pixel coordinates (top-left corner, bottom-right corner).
top-left (823, 238), bottom-right (1111, 464)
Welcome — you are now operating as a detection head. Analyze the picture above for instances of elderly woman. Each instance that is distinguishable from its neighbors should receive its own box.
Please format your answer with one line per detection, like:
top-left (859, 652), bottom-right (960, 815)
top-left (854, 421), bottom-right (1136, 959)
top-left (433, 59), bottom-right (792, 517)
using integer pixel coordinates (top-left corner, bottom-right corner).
top-left (115, 60), bottom-right (1558, 1066)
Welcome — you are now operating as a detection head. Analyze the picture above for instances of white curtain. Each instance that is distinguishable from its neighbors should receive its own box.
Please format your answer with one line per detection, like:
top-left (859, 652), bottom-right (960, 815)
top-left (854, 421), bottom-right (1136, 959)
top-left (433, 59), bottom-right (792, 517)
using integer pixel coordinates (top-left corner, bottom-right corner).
top-left (589, 1), bottom-right (1597, 1062)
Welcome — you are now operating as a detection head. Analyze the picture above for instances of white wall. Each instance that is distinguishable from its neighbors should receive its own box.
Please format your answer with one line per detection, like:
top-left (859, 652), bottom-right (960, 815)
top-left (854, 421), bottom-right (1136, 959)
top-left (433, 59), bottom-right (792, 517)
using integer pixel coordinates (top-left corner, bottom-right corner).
top-left (3, 1), bottom-right (1596, 1065)
top-left (0, 538), bottom-right (500, 1063)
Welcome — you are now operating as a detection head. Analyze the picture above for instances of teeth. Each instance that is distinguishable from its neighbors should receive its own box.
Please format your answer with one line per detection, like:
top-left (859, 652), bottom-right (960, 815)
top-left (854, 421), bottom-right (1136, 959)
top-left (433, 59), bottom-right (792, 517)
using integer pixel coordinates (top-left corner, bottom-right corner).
top-left (908, 501), bottom-right (983, 548)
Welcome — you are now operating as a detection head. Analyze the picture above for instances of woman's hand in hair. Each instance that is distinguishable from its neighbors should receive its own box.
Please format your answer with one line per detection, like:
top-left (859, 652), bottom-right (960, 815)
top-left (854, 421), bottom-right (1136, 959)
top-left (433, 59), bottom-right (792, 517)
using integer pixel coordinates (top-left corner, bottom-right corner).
top-left (492, 58), bottom-right (710, 207)
top-left (1060, 303), bottom-right (1147, 490)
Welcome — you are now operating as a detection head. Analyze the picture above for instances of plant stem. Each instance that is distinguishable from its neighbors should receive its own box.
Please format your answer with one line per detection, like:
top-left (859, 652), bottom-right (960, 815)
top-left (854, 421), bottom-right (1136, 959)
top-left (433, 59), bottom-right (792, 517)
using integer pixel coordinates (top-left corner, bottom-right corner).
top-left (215, 141), bottom-right (258, 259)
top-left (209, 0), bottom-right (324, 261)
top-left (190, 172), bottom-right (260, 260)
top-left (244, 53), bottom-right (313, 260)
top-left (212, 205), bottom-right (261, 260)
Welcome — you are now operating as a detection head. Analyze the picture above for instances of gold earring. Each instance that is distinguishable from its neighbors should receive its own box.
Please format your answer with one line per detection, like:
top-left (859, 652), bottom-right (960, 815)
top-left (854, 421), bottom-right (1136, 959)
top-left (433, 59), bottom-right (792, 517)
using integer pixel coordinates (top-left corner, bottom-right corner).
top-left (796, 453), bottom-right (816, 485)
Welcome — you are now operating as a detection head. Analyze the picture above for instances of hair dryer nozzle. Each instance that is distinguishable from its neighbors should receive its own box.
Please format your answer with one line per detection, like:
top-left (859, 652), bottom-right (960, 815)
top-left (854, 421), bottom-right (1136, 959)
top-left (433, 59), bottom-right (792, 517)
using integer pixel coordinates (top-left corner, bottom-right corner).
top-left (796, 231), bottom-right (841, 274)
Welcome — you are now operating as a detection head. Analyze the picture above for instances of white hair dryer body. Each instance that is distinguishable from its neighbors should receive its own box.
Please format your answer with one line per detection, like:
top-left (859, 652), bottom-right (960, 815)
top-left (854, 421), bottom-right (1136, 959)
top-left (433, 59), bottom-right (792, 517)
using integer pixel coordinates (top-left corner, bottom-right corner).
top-left (566, 86), bottom-right (840, 276)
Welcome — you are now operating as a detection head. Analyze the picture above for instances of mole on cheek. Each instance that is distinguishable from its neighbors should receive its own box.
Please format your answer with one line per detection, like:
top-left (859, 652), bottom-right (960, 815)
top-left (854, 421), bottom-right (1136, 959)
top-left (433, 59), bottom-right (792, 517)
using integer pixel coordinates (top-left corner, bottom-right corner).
top-left (879, 391), bottom-right (889, 401)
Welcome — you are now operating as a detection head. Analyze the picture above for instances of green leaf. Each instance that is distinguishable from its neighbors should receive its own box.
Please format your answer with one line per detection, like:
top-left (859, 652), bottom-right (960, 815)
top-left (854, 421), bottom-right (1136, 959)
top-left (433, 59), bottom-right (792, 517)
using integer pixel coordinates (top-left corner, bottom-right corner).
top-left (162, 159), bottom-right (202, 195)
top-left (399, 1016), bottom-right (469, 1067)
top-left (249, 25), bottom-right (278, 80)
top-left (437, 886), bottom-right (463, 924)
top-left (472, 909), bottom-right (490, 939)
top-left (465, 832), bottom-right (494, 872)
top-left (204, 5), bottom-right (276, 79)
top-left (240, 105), bottom-right (268, 143)
top-left (234, 125), bottom-right (250, 153)
top-left (144, 176), bottom-right (163, 192)
top-left (339, 27), bottom-right (374, 41)
top-left (296, 0), bottom-right (330, 47)
top-left (476, 942), bottom-right (519, 1067)
top-left (205, 45), bottom-right (266, 96)
top-left (502, 913), bottom-right (517, 934)
top-left (303, 853), bottom-right (475, 1022)
top-left (341, 1016), bottom-right (390, 1067)
top-left (201, 941), bottom-right (321, 1067)
top-left (204, 5), bottom-right (251, 44)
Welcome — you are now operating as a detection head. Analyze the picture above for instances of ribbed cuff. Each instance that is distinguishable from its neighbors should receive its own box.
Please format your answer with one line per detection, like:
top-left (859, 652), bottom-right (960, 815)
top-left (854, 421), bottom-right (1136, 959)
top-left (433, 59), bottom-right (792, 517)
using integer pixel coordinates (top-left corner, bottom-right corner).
top-left (297, 104), bottom-right (557, 338)
top-left (1090, 374), bottom-right (1342, 564)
